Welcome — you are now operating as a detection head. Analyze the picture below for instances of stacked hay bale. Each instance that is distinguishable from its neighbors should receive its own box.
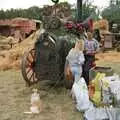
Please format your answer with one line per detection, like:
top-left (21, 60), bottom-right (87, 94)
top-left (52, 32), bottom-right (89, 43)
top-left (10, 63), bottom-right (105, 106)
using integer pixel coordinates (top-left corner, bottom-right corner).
top-left (94, 20), bottom-right (120, 52)
top-left (93, 19), bottom-right (113, 51)
top-left (93, 19), bottom-right (110, 34)
top-left (0, 36), bottom-right (11, 50)
top-left (0, 32), bottom-right (37, 71)
top-left (0, 36), bottom-right (19, 50)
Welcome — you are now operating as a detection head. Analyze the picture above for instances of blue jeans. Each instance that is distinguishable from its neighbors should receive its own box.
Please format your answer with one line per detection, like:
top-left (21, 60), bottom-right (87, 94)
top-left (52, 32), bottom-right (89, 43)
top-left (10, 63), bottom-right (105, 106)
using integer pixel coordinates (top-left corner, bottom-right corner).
top-left (70, 65), bottom-right (82, 82)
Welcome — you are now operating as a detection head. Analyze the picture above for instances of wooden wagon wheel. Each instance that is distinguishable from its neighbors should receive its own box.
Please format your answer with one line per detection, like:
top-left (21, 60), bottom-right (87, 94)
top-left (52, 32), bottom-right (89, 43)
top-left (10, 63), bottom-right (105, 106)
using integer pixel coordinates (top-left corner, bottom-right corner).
top-left (21, 49), bottom-right (38, 86)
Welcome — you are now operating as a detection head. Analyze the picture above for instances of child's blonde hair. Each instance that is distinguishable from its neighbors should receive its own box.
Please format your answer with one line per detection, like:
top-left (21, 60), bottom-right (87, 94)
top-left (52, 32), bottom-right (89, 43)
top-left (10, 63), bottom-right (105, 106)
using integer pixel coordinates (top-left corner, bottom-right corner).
top-left (75, 39), bottom-right (84, 51)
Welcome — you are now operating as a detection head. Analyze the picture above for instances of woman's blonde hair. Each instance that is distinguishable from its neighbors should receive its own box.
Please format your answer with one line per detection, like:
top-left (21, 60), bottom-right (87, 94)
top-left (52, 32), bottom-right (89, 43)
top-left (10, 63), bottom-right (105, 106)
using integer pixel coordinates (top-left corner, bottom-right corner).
top-left (74, 39), bottom-right (84, 51)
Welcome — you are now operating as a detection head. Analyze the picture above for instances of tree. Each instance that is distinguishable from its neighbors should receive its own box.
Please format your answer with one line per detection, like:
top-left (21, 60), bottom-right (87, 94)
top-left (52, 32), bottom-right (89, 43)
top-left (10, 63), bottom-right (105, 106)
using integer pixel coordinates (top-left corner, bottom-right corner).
top-left (110, 0), bottom-right (120, 6)
top-left (102, 0), bottom-right (120, 24)
top-left (27, 6), bottom-right (42, 19)
top-left (82, 2), bottom-right (98, 20)
top-left (0, 1), bottom-right (98, 21)
top-left (72, 0), bottom-right (99, 21)
top-left (76, 0), bottom-right (83, 21)
top-left (0, 10), bottom-right (6, 19)
top-left (0, 6), bottom-right (42, 20)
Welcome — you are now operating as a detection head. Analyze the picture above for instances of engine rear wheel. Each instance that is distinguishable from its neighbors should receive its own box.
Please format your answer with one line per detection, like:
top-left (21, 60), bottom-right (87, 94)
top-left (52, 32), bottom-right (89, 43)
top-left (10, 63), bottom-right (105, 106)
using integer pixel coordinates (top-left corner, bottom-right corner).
top-left (21, 49), bottom-right (38, 86)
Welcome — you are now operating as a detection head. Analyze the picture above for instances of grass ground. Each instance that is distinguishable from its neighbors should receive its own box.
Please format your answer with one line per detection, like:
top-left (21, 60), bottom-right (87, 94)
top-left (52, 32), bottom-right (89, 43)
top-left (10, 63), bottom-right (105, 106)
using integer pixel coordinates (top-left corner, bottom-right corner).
top-left (0, 62), bottom-right (120, 120)
top-left (0, 70), bottom-right (83, 120)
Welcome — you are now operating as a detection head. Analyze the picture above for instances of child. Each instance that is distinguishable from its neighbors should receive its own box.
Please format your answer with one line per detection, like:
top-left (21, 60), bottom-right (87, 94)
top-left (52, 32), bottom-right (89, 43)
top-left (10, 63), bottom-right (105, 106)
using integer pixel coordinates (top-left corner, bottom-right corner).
top-left (66, 40), bottom-right (93, 112)
top-left (66, 39), bottom-right (85, 82)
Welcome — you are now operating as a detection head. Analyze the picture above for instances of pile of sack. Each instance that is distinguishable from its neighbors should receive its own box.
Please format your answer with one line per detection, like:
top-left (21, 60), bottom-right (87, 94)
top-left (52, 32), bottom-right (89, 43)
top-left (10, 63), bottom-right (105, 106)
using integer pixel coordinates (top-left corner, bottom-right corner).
top-left (89, 72), bottom-right (120, 107)
top-left (71, 70), bottom-right (120, 120)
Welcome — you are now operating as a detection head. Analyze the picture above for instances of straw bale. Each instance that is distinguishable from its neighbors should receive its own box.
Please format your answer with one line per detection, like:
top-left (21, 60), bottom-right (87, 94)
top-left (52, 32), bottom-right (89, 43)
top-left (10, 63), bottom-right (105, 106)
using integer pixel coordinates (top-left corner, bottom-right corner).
top-left (93, 19), bottom-right (109, 31)
top-left (0, 58), bottom-right (12, 70)
top-left (0, 32), bottom-right (37, 70)
top-left (10, 59), bottom-right (21, 70)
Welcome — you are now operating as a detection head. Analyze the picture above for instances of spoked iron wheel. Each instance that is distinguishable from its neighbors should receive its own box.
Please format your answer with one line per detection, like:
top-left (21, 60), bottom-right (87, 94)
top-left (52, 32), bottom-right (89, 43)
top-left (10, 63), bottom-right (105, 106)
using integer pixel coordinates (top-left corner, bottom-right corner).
top-left (21, 49), bottom-right (38, 86)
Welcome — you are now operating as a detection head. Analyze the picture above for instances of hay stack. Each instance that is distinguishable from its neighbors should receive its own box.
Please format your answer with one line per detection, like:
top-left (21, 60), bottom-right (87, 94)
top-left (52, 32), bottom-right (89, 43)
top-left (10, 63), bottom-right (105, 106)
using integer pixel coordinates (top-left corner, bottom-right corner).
top-left (0, 32), bottom-right (37, 71)
top-left (0, 36), bottom-right (18, 50)
top-left (93, 19), bottom-right (109, 31)
top-left (0, 35), bottom-right (6, 39)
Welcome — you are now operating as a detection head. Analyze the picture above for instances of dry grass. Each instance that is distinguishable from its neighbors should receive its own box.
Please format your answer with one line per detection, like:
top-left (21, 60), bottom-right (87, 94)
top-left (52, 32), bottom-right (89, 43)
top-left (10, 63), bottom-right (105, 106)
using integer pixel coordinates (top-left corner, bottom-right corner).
top-left (0, 58), bottom-right (120, 120)
top-left (96, 51), bottom-right (120, 64)
top-left (0, 70), bottom-right (84, 120)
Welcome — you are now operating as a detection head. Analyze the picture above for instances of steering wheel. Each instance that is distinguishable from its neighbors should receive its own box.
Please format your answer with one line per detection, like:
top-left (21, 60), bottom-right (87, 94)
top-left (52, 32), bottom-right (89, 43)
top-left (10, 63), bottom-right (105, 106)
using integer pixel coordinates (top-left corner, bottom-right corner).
top-left (51, 0), bottom-right (59, 4)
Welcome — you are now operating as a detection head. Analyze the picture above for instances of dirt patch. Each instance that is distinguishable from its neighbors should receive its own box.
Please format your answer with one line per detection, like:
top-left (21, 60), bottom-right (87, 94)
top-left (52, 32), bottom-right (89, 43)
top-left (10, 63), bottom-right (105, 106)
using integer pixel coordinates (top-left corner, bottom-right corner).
top-left (96, 51), bottom-right (120, 64)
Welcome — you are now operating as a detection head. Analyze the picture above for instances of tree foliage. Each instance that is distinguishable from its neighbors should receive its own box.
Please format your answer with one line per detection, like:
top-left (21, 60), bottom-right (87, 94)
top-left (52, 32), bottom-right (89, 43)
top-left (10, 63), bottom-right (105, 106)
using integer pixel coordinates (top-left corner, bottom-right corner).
top-left (0, 1), bottom-right (98, 21)
top-left (82, 2), bottom-right (98, 20)
top-left (72, 0), bottom-right (99, 21)
top-left (102, 0), bottom-right (120, 24)
top-left (0, 6), bottom-right (42, 20)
